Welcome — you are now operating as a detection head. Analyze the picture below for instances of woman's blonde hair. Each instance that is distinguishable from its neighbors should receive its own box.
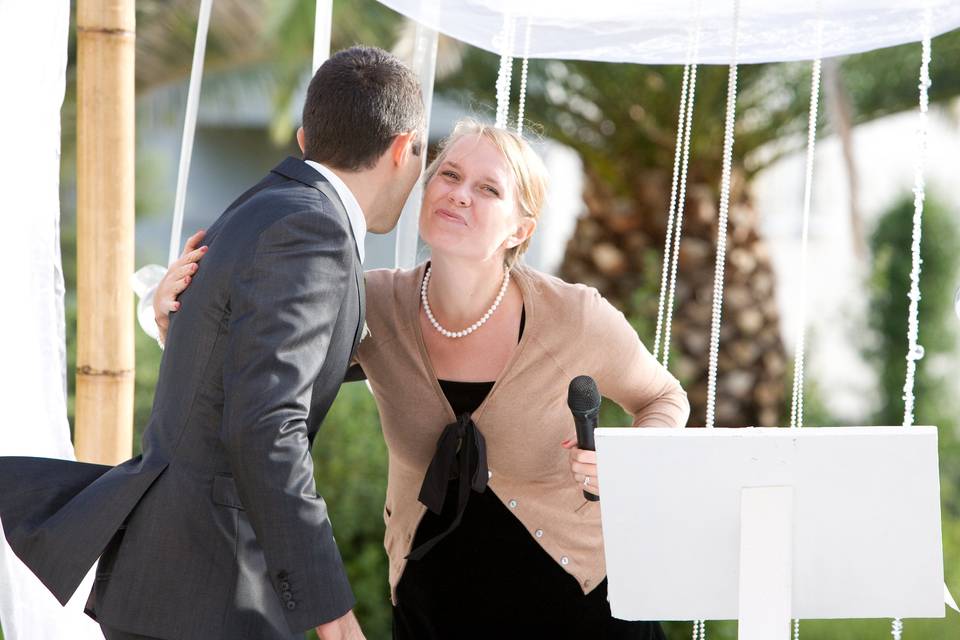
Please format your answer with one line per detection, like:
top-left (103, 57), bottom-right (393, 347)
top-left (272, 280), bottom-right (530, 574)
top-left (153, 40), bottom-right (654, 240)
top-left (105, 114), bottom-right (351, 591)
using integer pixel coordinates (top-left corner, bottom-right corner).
top-left (424, 118), bottom-right (548, 270)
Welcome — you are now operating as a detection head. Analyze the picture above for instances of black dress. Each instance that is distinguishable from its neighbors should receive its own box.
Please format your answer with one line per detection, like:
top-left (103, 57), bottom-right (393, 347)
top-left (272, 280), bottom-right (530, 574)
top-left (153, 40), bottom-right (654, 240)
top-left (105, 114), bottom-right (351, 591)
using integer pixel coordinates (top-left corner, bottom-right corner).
top-left (393, 312), bottom-right (665, 640)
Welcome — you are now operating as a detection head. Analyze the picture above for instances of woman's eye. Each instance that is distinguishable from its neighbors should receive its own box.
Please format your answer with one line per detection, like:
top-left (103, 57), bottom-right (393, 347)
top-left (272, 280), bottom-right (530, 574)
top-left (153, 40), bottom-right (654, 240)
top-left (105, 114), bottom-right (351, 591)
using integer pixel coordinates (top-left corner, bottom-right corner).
top-left (442, 170), bottom-right (458, 179)
top-left (483, 185), bottom-right (500, 196)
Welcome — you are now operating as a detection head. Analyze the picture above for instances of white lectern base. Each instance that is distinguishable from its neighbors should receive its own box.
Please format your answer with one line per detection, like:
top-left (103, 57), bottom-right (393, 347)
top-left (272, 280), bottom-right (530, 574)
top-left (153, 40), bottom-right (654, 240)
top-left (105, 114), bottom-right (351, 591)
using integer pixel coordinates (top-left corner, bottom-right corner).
top-left (738, 486), bottom-right (793, 639)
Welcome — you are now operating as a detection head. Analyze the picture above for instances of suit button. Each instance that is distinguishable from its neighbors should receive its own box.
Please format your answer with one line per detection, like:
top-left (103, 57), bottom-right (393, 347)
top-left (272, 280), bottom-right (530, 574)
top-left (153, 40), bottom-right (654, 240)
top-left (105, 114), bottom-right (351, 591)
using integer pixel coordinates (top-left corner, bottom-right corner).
top-left (286, 600), bottom-right (297, 611)
top-left (279, 581), bottom-right (290, 591)
top-left (282, 591), bottom-right (293, 601)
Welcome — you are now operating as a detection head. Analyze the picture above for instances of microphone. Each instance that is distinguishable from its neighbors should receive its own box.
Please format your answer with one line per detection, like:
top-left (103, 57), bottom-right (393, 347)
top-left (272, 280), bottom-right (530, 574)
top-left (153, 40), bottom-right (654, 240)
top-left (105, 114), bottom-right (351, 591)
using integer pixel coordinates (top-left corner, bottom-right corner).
top-left (567, 375), bottom-right (601, 502)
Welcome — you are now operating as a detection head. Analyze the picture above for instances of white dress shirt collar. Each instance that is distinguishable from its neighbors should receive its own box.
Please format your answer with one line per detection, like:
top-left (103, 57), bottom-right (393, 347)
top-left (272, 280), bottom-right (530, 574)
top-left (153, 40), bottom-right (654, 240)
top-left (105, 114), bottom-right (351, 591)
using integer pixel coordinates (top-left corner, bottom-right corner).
top-left (304, 159), bottom-right (366, 263)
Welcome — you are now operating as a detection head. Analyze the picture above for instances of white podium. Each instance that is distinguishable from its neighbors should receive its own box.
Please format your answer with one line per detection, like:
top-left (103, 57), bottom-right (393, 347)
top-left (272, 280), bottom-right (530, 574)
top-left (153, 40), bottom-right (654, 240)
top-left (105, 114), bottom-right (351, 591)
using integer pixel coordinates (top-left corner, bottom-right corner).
top-left (594, 426), bottom-right (945, 639)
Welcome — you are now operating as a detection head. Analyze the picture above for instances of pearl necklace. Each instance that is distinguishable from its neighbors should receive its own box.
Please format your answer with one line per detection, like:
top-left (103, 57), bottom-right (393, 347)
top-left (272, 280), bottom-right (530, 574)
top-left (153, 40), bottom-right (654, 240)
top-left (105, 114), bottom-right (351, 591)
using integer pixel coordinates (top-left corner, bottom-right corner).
top-left (421, 265), bottom-right (510, 339)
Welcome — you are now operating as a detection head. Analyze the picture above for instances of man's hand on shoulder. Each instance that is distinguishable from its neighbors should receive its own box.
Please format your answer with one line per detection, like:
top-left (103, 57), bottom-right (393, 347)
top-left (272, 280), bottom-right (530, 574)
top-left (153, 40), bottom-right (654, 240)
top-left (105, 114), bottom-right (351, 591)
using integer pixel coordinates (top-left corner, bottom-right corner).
top-left (316, 609), bottom-right (366, 640)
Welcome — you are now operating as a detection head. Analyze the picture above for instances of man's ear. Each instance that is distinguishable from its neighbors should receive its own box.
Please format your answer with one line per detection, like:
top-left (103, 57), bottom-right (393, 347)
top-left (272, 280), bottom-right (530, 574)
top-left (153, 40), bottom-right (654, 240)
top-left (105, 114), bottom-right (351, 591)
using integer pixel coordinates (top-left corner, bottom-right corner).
top-left (390, 131), bottom-right (419, 166)
top-left (296, 127), bottom-right (306, 155)
top-left (505, 216), bottom-right (537, 249)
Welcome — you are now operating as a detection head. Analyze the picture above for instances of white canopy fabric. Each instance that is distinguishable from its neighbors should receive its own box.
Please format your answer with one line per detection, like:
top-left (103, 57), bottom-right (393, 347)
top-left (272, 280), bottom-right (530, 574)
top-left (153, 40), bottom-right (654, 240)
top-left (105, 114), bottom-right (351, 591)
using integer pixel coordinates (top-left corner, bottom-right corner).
top-left (376, 0), bottom-right (960, 64)
top-left (0, 0), bottom-right (103, 638)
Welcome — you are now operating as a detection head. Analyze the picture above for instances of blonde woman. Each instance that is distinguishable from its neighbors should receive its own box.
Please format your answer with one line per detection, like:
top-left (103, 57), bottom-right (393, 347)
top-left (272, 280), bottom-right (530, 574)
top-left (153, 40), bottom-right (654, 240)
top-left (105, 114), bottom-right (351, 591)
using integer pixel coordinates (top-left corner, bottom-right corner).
top-left (155, 119), bottom-right (688, 638)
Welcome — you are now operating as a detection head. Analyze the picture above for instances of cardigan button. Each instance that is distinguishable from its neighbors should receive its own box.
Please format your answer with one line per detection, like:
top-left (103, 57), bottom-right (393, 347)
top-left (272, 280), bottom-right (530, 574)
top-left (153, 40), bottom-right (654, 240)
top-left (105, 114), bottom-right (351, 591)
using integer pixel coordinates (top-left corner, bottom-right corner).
top-left (535, 529), bottom-right (543, 538)
top-left (508, 499), bottom-right (518, 509)
top-left (488, 470), bottom-right (493, 479)
top-left (560, 556), bottom-right (570, 566)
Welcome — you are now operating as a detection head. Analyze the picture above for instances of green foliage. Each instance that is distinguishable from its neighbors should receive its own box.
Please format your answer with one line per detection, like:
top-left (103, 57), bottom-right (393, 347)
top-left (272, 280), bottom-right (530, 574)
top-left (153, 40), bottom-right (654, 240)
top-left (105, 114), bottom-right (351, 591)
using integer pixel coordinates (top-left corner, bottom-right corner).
top-left (866, 193), bottom-right (959, 428)
top-left (310, 382), bottom-right (390, 638)
top-left (864, 192), bottom-right (960, 634)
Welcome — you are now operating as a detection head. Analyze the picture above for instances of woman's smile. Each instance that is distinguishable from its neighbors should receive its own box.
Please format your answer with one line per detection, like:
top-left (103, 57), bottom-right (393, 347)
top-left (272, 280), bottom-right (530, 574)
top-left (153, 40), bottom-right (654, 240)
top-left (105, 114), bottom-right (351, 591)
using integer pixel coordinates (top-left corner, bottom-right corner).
top-left (434, 207), bottom-right (468, 226)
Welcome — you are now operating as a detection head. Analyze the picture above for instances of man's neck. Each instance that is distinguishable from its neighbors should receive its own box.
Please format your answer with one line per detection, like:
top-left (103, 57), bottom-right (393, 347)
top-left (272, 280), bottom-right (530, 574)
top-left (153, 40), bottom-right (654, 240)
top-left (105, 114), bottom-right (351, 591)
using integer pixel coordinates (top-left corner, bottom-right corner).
top-left (324, 164), bottom-right (379, 229)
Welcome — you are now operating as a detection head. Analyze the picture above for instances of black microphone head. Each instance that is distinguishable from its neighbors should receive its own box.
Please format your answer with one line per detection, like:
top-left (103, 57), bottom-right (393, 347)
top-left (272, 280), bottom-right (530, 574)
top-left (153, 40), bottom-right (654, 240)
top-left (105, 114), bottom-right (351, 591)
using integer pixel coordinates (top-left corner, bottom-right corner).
top-left (567, 375), bottom-right (601, 413)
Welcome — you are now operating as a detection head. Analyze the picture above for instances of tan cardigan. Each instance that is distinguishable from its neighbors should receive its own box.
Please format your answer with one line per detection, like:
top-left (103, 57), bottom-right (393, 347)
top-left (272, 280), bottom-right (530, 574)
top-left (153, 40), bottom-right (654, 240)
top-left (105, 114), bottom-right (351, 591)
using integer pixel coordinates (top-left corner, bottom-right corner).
top-left (355, 263), bottom-right (690, 603)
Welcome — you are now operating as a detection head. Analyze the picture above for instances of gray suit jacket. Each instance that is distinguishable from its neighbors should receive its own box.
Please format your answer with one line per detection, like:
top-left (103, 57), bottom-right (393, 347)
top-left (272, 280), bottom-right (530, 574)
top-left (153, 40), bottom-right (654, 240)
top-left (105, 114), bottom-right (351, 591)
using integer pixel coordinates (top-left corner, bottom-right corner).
top-left (0, 157), bottom-right (366, 639)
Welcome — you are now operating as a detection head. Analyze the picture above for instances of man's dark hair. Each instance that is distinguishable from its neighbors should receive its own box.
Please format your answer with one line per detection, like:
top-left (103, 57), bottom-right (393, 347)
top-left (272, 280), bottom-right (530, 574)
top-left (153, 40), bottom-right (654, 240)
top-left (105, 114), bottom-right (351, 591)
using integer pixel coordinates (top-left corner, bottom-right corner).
top-left (301, 46), bottom-right (424, 171)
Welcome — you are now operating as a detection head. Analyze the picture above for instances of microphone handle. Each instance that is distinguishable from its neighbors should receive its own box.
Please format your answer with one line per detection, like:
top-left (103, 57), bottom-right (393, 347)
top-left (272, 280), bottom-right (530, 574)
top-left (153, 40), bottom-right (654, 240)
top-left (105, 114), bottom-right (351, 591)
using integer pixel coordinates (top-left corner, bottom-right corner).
top-left (573, 408), bottom-right (600, 502)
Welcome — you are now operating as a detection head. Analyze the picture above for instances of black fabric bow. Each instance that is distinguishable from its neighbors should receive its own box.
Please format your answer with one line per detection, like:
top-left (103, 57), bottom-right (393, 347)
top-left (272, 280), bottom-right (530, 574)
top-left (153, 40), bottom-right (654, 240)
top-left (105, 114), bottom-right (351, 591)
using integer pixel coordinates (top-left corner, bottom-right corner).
top-left (407, 413), bottom-right (488, 561)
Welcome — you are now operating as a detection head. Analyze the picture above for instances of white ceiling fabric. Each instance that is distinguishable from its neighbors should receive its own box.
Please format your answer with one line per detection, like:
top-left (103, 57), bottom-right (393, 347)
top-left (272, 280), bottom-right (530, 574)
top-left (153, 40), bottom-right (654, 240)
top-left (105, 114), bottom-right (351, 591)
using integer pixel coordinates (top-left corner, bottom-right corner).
top-left (376, 0), bottom-right (960, 64)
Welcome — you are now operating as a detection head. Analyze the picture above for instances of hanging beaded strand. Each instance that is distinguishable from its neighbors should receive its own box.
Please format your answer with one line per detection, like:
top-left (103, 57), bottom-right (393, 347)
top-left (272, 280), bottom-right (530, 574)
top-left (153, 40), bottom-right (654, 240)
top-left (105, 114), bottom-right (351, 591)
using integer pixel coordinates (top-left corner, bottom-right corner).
top-left (788, 57), bottom-right (822, 429)
top-left (789, 12), bottom-right (823, 434)
top-left (901, 7), bottom-right (933, 429)
top-left (789, 10), bottom-right (823, 636)
top-left (652, 0), bottom-right (701, 364)
top-left (893, 9), bottom-right (933, 640)
top-left (659, 1), bottom-right (703, 369)
top-left (495, 13), bottom-right (517, 129)
top-left (704, 0), bottom-right (742, 430)
top-left (660, 61), bottom-right (700, 369)
top-left (516, 17), bottom-right (532, 135)
top-left (652, 61), bottom-right (693, 364)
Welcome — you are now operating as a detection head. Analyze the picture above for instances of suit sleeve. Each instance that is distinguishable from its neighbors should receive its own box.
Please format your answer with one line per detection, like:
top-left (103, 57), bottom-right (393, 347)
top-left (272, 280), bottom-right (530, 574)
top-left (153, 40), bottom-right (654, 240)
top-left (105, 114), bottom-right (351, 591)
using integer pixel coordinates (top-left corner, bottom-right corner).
top-left (587, 290), bottom-right (691, 428)
top-left (221, 208), bottom-right (355, 631)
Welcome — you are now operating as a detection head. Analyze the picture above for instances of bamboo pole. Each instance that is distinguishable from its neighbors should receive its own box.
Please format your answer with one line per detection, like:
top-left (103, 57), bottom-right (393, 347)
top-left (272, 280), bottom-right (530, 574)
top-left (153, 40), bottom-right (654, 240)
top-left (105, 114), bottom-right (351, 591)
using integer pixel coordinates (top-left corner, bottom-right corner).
top-left (74, 0), bottom-right (136, 465)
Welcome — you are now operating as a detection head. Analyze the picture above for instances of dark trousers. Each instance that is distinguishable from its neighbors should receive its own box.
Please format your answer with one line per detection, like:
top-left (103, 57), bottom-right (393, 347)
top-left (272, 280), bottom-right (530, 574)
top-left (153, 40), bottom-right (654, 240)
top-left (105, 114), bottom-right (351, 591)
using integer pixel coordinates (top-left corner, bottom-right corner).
top-left (100, 625), bottom-right (163, 640)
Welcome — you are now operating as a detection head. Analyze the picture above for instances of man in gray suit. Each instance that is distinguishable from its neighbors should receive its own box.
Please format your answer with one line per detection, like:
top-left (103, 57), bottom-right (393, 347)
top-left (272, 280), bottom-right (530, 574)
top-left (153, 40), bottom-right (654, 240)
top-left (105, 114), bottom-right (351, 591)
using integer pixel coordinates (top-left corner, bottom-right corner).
top-left (0, 46), bottom-right (424, 639)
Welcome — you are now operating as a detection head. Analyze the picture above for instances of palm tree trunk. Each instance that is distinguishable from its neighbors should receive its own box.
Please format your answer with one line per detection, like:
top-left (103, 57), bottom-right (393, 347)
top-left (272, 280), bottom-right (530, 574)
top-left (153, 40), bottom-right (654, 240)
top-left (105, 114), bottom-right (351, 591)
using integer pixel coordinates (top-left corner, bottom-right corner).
top-left (823, 58), bottom-right (867, 262)
top-left (560, 165), bottom-right (787, 427)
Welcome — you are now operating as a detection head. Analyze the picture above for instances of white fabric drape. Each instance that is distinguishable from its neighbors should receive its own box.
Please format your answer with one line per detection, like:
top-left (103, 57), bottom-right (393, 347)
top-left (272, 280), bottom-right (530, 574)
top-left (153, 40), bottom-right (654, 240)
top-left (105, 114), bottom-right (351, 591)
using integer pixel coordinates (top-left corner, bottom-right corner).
top-left (0, 0), bottom-right (103, 637)
top-left (376, 0), bottom-right (960, 64)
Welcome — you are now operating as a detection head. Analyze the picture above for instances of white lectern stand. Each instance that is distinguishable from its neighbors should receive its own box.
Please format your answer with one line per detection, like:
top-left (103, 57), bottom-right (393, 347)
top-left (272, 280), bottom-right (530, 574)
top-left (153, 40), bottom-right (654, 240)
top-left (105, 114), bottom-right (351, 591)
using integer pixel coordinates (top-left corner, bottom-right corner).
top-left (594, 426), bottom-right (944, 639)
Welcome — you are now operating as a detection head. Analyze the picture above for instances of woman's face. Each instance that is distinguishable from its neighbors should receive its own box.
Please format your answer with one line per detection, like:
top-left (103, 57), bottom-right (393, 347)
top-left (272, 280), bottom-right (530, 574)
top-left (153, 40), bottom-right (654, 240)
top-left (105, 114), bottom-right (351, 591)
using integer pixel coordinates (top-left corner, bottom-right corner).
top-left (419, 134), bottom-right (529, 266)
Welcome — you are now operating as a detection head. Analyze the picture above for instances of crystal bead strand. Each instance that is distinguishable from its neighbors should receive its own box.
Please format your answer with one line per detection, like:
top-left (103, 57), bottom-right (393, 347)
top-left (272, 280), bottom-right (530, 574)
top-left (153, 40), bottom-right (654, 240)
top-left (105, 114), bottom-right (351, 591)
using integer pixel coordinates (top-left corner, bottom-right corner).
top-left (661, 16), bottom-right (702, 368)
top-left (704, 0), bottom-right (741, 430)
top-left (894, 8), bottom-right (933, 640)
top-left (516, 17), bottom-right (532, 135)
top-left (495, 14), bottom-right (516, 129)
top-left (901, 6), bottom-right (933, 430)
top-left (653, 1), bottom-right (702, 366)
top-left (789, 53), bottom-right (822, 433)
top-left (652, 62), bottom-right (692, 364)
top-left (789, 8), bottom-right (823, 632)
